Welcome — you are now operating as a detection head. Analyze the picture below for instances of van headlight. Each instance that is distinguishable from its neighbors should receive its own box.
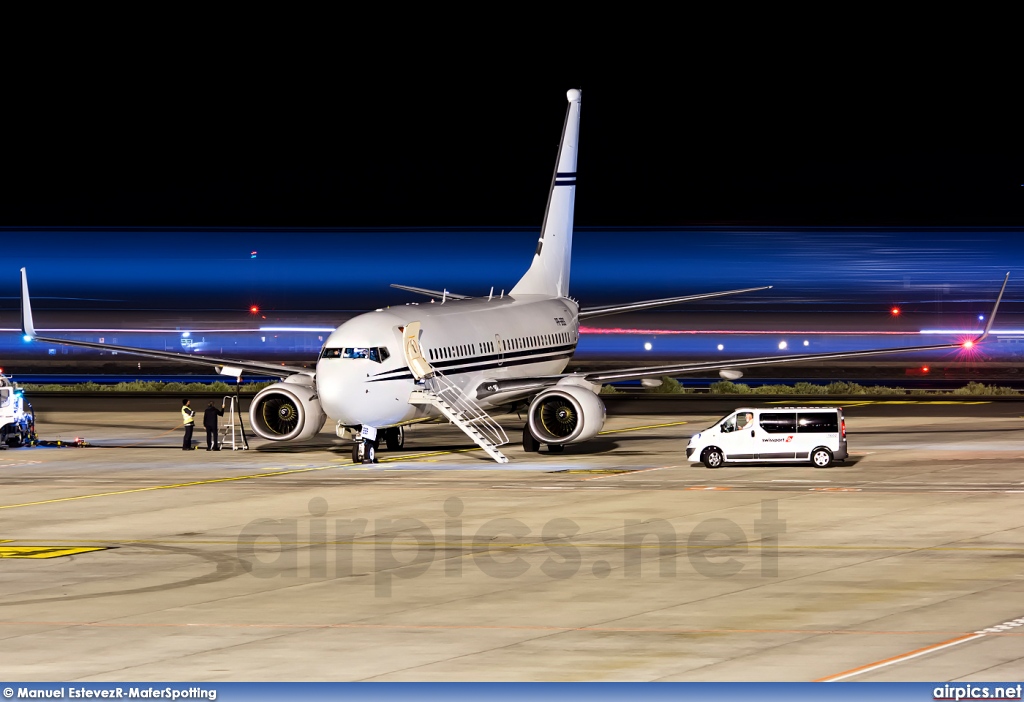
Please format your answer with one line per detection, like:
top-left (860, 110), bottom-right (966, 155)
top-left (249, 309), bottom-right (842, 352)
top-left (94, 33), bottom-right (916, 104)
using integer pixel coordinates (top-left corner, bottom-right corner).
top-left (689, 432), bottom-right (701, 442)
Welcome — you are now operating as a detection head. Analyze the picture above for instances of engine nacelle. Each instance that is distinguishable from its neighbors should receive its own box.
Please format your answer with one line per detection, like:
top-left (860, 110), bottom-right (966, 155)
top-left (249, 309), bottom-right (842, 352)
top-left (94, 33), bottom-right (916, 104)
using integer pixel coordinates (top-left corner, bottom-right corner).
top-left (249, 381), bottom-right (327, 442)
top-left (527, 385), bottom-right (606, 445)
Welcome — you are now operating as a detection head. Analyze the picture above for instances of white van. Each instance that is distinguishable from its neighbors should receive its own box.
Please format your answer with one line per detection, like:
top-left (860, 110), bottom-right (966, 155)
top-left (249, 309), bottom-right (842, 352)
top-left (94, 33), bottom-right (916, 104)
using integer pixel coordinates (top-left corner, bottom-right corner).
top-left (686, 407), bottom-right (847, 468)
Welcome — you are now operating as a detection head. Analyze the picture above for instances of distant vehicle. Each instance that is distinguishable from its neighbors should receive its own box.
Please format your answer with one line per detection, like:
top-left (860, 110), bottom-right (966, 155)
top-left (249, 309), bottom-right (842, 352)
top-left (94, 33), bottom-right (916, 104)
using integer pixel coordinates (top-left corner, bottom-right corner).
top-left (0, 374), bottom-right (35, 448)
top-left (686, 406), bottom-right (847, 469)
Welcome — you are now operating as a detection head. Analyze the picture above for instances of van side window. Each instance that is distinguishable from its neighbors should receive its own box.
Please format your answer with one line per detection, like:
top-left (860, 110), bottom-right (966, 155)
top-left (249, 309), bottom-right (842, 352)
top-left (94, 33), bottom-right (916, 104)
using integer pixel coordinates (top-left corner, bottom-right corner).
top-left (759, 412), bottom-right (796, 434)
top-left (797, 413), bottom-right (838, 433)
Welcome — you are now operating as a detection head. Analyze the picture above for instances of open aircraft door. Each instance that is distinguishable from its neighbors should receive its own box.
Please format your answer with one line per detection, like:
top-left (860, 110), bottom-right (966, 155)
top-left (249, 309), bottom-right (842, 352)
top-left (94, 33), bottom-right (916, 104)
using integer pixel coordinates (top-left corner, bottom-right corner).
top-left (403, 322), bottom-right (434, 381)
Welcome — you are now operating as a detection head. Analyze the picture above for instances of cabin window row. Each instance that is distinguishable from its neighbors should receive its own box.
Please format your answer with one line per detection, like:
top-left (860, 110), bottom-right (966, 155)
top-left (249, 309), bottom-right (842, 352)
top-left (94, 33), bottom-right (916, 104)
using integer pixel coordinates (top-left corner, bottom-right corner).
top-left (426, 331), bottom-right (575, 362)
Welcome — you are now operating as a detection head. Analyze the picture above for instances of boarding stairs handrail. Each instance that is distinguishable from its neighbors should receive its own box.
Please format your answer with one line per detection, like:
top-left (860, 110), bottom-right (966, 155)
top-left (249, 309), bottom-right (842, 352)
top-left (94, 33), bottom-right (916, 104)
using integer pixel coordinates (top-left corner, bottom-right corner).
top-left (409, 371), bottom-right (509, 463)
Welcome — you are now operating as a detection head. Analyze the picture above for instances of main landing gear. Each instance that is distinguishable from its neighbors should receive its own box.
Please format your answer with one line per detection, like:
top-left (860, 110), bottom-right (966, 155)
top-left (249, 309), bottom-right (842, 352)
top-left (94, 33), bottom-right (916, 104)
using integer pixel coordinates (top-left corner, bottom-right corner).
top-left (522, 426), bottom-right (564, 454)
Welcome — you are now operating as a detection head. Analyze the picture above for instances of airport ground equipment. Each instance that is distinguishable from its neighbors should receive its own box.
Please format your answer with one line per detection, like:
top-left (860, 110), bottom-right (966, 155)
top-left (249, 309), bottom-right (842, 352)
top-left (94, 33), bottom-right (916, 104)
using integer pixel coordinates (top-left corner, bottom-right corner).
top-left (219, 395), bottom-right (249, 450)
top-left (409, 372), bottom-right (510, 464)
top-left (402, 322), bottom-right (509, 463)
top-left (0, 374), bottom-right (35, 448)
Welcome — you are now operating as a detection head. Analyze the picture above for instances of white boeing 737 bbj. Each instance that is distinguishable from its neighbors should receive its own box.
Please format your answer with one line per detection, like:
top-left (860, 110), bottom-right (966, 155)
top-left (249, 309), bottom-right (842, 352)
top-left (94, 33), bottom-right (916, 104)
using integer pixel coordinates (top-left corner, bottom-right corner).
top-left (19, 89), bottom-right (1009, 463)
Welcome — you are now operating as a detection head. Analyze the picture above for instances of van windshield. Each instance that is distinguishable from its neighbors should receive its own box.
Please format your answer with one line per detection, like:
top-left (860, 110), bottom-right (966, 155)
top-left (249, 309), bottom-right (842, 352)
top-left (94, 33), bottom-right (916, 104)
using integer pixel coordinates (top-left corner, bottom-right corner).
top-left (714, 413), bottom-right (737, 432)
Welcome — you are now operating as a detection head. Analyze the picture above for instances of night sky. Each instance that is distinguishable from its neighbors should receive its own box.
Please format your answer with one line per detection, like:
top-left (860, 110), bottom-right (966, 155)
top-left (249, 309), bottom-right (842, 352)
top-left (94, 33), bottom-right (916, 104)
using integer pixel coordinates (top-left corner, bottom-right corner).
top-left (2, 46), bottom-right (1023, 319)
top-left (2, 51), bottom-right (1022, 230)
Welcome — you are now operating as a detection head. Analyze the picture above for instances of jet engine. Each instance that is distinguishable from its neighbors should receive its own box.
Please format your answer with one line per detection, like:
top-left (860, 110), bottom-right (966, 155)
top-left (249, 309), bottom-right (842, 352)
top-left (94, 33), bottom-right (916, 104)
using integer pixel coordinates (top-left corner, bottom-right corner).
top-left (527, 385), bottom-right (606, 445)
top-left (249, 379), bottom-right (327, 442)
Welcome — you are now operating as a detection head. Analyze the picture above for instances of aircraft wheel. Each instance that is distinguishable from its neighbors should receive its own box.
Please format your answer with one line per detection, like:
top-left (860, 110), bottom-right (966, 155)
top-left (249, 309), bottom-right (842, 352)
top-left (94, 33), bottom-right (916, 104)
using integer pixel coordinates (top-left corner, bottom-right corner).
top-left (702, 447), bottom-right (724, 469)
top-left (811, 447), bottom-right (834, 468)
top-left (523, 426), bottom-right (541, 452)
top-left (386, 426), bottom-right (405, 450)
top-left (351, 442), bottom-right (361, 463)
top-left (548, 444), bottom-right (564, 453)
top-left (363, 442), bottom-right (377, 464)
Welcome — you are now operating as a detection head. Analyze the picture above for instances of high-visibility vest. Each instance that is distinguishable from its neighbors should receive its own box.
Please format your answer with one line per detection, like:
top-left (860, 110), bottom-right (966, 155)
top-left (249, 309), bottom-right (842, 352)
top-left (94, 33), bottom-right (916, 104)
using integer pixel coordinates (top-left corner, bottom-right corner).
top-left (181, 406), bottom-right (195, 425)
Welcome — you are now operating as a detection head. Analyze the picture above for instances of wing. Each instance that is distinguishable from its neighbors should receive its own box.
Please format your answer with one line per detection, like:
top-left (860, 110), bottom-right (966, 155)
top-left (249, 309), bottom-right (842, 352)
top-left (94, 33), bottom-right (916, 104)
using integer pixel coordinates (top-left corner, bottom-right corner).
top-left (20, 268), bottom-right (310, 378)
top-left (480, 273), bottom-right (1011, 395)
top-left (586, 272), bottom-right (1009, 383)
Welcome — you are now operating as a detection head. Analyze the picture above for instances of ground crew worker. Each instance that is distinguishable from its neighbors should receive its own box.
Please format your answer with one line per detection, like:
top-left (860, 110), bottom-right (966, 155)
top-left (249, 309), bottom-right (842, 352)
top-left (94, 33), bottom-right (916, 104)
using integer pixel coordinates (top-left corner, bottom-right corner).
top-left (181, 398), bottom-right (196, 450)
top-left (204, 400), bottom-right (225, 450)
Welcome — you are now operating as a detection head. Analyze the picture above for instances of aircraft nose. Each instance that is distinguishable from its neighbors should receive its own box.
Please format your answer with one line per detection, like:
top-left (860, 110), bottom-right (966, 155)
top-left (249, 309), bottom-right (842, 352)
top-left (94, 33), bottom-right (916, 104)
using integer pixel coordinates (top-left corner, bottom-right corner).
top-left (316, 360), bottom-right (357, 424)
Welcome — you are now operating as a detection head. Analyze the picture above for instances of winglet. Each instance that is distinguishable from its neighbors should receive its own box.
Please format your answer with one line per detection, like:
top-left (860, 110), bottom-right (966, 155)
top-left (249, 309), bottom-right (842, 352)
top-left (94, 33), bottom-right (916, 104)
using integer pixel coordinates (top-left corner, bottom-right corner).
top-left (20, 268), bottom-right (36, 338)
top-left (976, 272), bottom-right (1009, 343)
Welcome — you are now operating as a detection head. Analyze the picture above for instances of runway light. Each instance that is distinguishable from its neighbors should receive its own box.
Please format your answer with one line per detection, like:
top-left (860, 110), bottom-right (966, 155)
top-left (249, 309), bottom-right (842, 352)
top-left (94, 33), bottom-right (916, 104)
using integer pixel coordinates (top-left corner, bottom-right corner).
top-left (978, 314), bottom-right (985, 321)
top-left (250, 305), bottom-right (260, 314)
top-left (922, 366), bottom-right (929, 373)
top-left (22, 335), bottom-right (31, 342)
top-left (803, 340), bottom-right (809, 346)
top-left (963, 340), bottom-right (974, 349)
top-left (891, 306), bottom-right (901, 317)
top-left (778, 341), bottom-right (788, 350)
top-left (717, 344), bottom-right (724, 351)
top-left (643, 342), bottom-right (652, 351)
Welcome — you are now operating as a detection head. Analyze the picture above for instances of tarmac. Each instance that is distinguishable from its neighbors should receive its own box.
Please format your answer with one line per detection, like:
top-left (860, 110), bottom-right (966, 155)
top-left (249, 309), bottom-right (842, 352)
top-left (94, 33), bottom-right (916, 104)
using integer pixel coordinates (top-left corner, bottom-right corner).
top-left (2, 399), bottom-right (1024, 681)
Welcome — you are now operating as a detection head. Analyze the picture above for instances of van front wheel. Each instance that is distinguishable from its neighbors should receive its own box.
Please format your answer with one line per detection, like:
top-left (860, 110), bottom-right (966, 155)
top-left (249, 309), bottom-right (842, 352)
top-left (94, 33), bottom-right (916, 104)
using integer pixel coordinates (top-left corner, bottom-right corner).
top-left (811, 447), bottom-right (833, 468)
top-left (702, 447), bottom-right (724, 469)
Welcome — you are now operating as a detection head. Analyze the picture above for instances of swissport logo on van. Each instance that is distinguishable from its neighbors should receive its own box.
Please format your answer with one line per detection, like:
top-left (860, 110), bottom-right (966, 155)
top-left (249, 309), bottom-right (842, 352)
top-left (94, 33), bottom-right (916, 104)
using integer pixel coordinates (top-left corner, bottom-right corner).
top-left (762, 436), bottom-right (794, 443)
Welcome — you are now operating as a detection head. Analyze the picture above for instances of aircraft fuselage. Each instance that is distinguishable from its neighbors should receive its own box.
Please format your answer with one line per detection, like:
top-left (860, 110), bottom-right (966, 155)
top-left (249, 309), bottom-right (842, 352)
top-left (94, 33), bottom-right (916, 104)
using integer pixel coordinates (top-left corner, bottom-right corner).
top-left (316, 295), bottom-right (580, 428)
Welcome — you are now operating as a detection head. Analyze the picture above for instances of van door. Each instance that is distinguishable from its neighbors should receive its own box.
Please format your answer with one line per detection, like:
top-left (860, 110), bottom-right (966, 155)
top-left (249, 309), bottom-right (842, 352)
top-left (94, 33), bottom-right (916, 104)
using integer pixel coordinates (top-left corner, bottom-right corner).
top-left (796, 410), bottom-right (843, 459)
top-left (716, 412), bottom-right (757, 460)
top-left (755, 411), bottom-right (797, 459)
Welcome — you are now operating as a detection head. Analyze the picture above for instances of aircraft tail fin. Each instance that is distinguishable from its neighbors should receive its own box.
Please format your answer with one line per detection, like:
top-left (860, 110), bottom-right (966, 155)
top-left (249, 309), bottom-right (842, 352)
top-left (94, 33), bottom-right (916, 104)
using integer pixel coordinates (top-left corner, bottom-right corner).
top-left (510, 88), bottom-right (582, 298)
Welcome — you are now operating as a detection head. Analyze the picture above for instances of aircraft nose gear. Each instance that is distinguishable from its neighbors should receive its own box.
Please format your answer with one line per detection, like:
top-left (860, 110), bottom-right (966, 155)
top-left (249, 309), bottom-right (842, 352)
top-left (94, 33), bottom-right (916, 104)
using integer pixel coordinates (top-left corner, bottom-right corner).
top-left (351, 439), bottom-right (378, 464)
top-left (353, 426), bottom-right (380, 464)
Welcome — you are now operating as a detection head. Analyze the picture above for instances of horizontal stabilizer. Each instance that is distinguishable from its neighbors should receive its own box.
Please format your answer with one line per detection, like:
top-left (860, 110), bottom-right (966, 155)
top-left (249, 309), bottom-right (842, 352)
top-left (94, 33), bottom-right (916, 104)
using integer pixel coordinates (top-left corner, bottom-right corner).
top-left (390, 284), bottom-right (470, 300)
top-left (579, 285), bottom-right (772, 319)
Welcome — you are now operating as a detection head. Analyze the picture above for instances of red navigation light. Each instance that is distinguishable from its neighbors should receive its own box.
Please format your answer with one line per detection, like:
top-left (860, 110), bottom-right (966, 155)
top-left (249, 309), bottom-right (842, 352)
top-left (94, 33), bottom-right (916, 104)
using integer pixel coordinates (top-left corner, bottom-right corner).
top-left (250, 305), bottom-right (259, 314)
top-left (963, 340), bottom-right (974, 349)
top-left (890, 306), bottom-right (901, 317)
top-left (922, 366), bottom-right (929, 373)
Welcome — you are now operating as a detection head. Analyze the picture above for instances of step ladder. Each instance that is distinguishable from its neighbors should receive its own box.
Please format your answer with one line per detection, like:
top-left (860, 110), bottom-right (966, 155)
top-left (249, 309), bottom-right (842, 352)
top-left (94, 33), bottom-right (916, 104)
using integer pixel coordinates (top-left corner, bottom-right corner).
top-left (409, 372), bottom-right (509, 464)
top-left (219, 395), bottom-right (249, 450)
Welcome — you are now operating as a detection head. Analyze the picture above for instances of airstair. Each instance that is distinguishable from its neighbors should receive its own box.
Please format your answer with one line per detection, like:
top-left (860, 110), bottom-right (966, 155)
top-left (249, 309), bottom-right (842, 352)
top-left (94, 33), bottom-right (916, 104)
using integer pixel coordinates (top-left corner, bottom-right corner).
top-left (219, 395), bottom-right (249, 450)
top-left (402, 321), bottom-right (509, 464)
top-left (409, 372), bottom-right (509, 464)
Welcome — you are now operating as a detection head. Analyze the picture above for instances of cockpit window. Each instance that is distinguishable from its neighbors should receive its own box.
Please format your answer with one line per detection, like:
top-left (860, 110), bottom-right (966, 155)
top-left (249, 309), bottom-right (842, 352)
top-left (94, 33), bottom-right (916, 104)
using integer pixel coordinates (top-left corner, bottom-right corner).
top-left (320, 346), bottom-right (390, 363)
